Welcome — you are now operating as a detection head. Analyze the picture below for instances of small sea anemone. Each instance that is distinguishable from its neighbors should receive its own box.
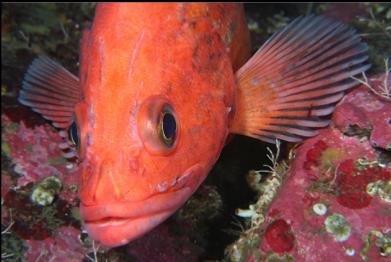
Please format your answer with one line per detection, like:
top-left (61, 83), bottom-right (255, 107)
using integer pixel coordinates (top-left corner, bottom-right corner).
top-left (324, 213), bottom-right (351, 242)
top-left (30, 176), bottom-right (62, 206)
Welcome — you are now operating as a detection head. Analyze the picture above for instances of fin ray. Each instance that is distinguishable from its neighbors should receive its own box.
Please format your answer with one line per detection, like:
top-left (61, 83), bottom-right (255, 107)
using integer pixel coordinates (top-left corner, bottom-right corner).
top-left (18, 55), bottom-right (82, 128)
top-left (230, 15), bottom-right (370, 143)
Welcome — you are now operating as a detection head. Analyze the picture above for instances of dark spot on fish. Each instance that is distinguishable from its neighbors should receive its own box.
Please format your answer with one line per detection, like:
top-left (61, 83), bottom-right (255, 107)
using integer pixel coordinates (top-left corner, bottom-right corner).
top-left (98, 36), bottom-right (105, 84)
top-left (205, 36), bottom-right (212, 45)
top-left (177, 3), bottom-right (186, 23)
top-left (81, 93), bottom-right (86, 103)
top-left (87, 133), bottom-right (92, 147)
top-left (89, 103), bottom-right (95, 128)
top-left (307, 105), bottom-right (314, 117)
top-left (388, 117), bottom-right (391, 126)
top-left (81, 70), bottom-right (88, 86)
top-left (175, 29), bottom-right (185, 38)
top-left (192, 44), bottom-right (200, 61)
top-left (251, 77), bottom-right (260, 86)
top-left (189, 21), bottom-right (197, 29)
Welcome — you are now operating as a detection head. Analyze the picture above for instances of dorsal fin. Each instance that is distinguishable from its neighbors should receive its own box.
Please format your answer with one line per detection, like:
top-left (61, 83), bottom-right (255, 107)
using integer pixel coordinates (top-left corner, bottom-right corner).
top-left (18, 55), bottom-right (82, 129)
top-left (230, 15), bottom-right (371, 143)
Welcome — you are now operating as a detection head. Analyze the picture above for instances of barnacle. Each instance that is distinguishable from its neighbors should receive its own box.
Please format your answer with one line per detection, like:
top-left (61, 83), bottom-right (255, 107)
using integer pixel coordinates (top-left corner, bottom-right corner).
top-left (345, 247), bottom-right (356, 257)
top-left (312, 203), bottom-right (328, 216)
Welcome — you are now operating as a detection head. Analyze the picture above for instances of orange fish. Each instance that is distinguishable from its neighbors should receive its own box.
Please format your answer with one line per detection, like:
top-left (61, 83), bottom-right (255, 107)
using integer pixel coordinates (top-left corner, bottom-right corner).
top-left (19, 3), bottom-right (370, 247)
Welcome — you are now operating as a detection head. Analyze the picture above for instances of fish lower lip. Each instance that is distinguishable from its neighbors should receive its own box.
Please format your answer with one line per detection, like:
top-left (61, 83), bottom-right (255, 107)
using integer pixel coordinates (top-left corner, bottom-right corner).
top-left (83, 210), bottom-right (173, 247)
top-left (84, 209), bottom-right (167, 225)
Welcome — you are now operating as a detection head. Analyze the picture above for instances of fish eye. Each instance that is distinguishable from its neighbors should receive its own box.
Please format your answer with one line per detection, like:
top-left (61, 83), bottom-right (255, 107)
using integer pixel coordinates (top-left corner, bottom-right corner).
top-left (68, 122), bottom-right (79, 146)
top-left (137, 96), bottom-right (179, 155)
top-left (159, 106), bottom-right (177, 147)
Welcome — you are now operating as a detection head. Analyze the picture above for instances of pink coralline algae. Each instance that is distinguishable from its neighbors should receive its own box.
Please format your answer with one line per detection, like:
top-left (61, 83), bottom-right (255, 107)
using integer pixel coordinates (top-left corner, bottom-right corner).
top-left (256, 77), bottom-right (391, 261)
top-left (25, 226), bottom-right (87, 262)
top-left (333, 73), bottom-right (391, 150)
top-left (2, 114), bottom-right (80, 204)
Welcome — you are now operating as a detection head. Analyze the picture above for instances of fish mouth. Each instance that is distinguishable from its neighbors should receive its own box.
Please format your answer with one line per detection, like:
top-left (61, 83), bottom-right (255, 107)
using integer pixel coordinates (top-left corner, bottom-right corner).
top-left (80, 164), bottom-right (203, 247)
top-left (81, 186), bottom-right (193, 247)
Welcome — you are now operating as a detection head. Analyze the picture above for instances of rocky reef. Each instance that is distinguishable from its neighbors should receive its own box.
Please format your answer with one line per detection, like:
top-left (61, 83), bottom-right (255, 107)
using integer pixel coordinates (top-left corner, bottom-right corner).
top-left (226, 74), bottom-right (391, 261)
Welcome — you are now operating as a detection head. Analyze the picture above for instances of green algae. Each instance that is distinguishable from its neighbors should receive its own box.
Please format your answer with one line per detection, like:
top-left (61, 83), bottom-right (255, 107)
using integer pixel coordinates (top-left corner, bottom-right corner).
top-left (47, 156), bottom-right (67, 165)
top-left (2, 142), bottom-right (11, 157)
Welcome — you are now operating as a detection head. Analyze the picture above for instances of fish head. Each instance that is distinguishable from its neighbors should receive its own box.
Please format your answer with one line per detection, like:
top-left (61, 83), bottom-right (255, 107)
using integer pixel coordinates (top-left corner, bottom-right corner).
top-left (75, 3), bottom-right (236, 247)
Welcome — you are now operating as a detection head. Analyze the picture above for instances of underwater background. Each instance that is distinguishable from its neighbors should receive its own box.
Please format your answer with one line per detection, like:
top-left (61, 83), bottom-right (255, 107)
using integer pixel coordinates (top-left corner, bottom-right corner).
top-left (2, 3), bottom-right (390, 262)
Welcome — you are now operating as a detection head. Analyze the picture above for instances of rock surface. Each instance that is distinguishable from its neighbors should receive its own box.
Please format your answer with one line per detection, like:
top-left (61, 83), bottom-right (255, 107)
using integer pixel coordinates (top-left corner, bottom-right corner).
top-left (254, 76), bottom-right (391, 261)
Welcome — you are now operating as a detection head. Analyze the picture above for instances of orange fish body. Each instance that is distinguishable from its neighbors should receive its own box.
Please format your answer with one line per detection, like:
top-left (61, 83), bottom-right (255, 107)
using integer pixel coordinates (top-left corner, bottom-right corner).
top-left (77, 3), bottom-right (250, 246)
top-left (19, 3), bottom-right (370, 247)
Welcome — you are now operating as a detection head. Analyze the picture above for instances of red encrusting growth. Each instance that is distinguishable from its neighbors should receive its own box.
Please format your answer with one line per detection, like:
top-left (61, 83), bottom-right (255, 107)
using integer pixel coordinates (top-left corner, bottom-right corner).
top-left (264, 219), bottom-right (295, 253)
top-left (336, 159), bottom-right (391, 209)
top-left (303, 140), bottom-right (328, 171)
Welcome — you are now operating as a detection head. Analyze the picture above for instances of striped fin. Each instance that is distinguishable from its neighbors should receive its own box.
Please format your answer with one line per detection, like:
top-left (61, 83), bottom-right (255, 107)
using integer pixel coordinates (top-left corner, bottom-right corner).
top-left (18, 55), bottom-right (82, 128)
top-left (230, 15), bottom-right (371, 143)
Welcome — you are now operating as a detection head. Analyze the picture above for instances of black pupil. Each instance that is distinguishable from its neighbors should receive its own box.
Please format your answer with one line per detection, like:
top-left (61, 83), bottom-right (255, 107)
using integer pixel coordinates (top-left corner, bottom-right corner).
top-left (69, 122), bottom-right (79, 145)
top-left (162, 112), bottom-right (176, 139)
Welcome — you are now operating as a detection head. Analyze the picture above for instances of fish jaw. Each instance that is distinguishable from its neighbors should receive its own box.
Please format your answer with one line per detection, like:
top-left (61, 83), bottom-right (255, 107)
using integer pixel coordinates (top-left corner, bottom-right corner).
top-left (80, 164), bottom-right (204, 247)
top-left (81, 187), bottom-right (192, 247)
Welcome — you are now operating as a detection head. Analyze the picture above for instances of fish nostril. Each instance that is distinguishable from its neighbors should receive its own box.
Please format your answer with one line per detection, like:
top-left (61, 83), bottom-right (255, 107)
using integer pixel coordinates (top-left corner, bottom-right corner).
top-left (129, 158), bottom-right (144, 177)
top-left (81, 149), bottom-right (145, 205)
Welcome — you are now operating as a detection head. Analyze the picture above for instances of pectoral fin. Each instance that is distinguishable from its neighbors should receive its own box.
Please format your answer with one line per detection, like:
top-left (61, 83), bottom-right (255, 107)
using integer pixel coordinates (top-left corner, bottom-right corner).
top-left (18, 55), bottom-right (82, 129)
top-left (230, 15), bottom-right (370, 143)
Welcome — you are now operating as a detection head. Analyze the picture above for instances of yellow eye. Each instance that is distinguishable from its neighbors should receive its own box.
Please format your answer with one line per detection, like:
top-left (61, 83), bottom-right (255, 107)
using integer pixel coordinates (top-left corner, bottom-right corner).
top-left (159, 108), bottom-right (177, 147)
top-left (137, 96), bottom-right (179, 155)
top-left (68, 122), bottom-right (79, 146)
